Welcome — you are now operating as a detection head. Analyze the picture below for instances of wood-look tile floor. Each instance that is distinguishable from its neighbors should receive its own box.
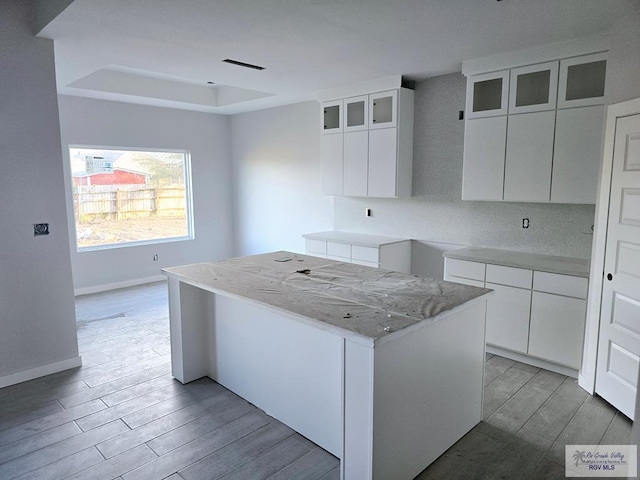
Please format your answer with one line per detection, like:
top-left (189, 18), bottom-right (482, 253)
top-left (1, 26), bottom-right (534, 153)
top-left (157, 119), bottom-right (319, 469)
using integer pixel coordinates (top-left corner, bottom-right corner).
top-left (0, 281), bottom-right (631, 479)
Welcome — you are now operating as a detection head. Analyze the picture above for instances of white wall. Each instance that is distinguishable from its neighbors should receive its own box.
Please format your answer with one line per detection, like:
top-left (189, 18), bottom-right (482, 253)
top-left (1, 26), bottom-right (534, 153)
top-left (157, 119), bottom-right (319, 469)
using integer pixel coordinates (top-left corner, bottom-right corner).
top-left (334, 72), bottom-right (597, 276)
top-left (231, 101), bottom-right (333, 256)
top-left (58, 96), bottom-right (235, 292)
top-left (0, 0), bottom-right (80, 385)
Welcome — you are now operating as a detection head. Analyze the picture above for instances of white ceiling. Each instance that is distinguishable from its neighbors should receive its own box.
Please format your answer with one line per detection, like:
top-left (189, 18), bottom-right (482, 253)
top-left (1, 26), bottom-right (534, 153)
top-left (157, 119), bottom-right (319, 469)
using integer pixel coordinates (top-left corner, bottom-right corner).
top-left (38, 0), bottom-right (639, 115)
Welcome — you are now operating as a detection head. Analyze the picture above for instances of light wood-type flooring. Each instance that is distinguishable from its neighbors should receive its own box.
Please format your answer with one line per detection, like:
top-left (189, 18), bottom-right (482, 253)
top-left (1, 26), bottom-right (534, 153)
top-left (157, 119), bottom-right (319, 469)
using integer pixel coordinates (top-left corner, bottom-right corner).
top-left (0, 282), bottom-right (631, 479)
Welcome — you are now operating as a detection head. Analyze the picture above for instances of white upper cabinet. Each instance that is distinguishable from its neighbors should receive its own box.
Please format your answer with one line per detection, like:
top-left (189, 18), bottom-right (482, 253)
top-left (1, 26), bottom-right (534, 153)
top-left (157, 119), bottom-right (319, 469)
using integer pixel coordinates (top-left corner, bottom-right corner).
top-left (504, 111), bottom-right (556, 202)
top-left (466, 70), bottom-right (509, 119)
top-left (462, 116), bottom-right (507, 201)
top-left (319, 87), bottom-right (413, 198)
top-left (462, 47), bottom-right (606, 204)
top-left (321, 133), bottom-right (343, 195)
top-left (551, 105), bottom-right (604, 204)
top-left (557, 52), bottom-right (607, 109)
top-left (369, 90), bottom-right (398, 129)
top-left (344, 95), bottom-right (368, 132)
top-left (508, 61), bottom-right (559, 114)
top-left (322, 99), bottom-right (343, 134)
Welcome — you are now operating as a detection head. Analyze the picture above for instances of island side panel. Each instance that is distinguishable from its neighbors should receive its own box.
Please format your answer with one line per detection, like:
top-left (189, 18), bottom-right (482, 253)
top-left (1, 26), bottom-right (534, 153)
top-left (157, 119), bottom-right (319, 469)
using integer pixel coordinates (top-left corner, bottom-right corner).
top-left (168, 278), bottom-right (211, 383)
top-left (343, 340), bottom-right (375, 480)
top-left (208, 293), bottom-right (344, 457)
top-left (372, 300), bottom-right (487, 480)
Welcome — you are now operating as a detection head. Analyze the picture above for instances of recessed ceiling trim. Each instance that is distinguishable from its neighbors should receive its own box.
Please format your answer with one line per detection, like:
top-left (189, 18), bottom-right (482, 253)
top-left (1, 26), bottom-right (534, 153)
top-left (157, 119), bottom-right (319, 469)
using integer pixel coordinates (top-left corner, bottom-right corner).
top-left (222, 58), bottom-right (266, 71)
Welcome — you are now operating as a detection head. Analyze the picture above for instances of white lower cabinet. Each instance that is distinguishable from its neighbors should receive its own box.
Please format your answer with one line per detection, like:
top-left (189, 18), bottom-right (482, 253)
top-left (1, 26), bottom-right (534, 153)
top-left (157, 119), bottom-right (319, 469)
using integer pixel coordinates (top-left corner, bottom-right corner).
top-left (528, 291), bottom-right (586, 368)
top-left (443, 256), bottom-right (588, 373)
top-left (485, 283), bottom-right (531, 354)
top-left (303, 233), bottom-right (411, 273)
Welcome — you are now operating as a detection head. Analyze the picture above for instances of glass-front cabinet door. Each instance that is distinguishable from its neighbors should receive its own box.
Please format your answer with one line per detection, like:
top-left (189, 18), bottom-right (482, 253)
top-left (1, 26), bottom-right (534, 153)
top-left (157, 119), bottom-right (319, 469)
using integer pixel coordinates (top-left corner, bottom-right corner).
top-left (344, 95), bottom-right (368, 132)
top-left (508, 61), bottom-right (559, 114)
top-left (557, 52), bottom-right (607, 109)
top-left (322, 99), bottom-right (343, 134)
top-left (466, 70), bottom-right (510, 119)
top-left (369, 90), bottom-right (398, 129)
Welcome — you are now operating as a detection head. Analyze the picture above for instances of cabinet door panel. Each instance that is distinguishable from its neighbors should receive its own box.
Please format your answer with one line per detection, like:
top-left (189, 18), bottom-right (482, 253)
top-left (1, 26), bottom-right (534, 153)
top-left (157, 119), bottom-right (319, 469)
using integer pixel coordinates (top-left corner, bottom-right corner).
top-left (558, 52), bottom-right (607, 109)
top-left (322, 100), bottom-right (343, 134)
top-left (485, 283), bottom-right (531, 353)
top-left (551, 105), bottom-right (604, 204)
top-left (369, 90), bottom-right (398, 129)
top-left (508, 61), bottom-right (559, 115)
top-left (368, 128), bottom-right (398, 198)
top-left (529, 291), bottom-right (586, 368)
top-left (462, 117), bottom-right (507, 200)
top-left (504, 111), bottom-right (555, 202)
top-left (343, 131), bottom-right (369, 197)
top-left (321, 134), bottom-right (343, 195)
top-left (466, 70), bottom-right (510, 119)
top-left (344, 95), bottom-right (368, 132)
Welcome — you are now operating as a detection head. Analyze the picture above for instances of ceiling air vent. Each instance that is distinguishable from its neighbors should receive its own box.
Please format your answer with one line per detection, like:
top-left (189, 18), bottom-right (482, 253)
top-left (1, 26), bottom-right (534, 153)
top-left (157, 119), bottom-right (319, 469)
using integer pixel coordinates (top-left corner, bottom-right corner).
top-left (222, 59), bottom-right (265, 71)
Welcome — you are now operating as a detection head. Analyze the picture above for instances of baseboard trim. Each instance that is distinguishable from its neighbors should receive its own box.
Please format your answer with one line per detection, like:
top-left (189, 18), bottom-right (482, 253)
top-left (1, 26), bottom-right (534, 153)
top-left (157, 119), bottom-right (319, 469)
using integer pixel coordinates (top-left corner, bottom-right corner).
top-left (74, 275), bottom-right (166, 296)
top-left (486, 345), bottom-right (578, 378)
top-left (0, 356), bottom-right (83, 389)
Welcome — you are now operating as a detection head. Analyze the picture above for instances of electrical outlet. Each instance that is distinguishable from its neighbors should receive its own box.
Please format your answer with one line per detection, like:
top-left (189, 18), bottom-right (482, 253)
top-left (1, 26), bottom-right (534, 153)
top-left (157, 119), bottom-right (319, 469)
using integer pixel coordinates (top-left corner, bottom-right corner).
top-left (522, 218), bottom-right (530, 229)
top-left (153, 254), bottom-right (159, 261)
top-left (33, 223), bottom-right (49, 236)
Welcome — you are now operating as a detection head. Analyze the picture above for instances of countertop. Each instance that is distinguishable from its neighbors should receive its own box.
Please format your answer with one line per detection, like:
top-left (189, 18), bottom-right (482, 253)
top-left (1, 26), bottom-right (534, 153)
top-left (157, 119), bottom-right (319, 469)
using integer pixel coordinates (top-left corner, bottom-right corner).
top-left (443, 247), bottom-right (590, 278)
top-left (163, 251), bottom-right (491, 344)
top-left (302, 231), bottom-right (410, 247)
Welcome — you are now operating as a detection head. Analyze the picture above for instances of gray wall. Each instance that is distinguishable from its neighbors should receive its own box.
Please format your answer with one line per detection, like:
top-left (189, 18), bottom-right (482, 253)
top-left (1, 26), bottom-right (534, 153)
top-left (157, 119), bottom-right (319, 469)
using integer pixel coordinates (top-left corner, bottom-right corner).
top-left (0, 0), bottom-right (79, 382)
top-left (58, 96), bottom-right (236, 292)
top-left (334, 73), bottom-right (597, 271)
top-left (231, 101), bottom-right (333, 256)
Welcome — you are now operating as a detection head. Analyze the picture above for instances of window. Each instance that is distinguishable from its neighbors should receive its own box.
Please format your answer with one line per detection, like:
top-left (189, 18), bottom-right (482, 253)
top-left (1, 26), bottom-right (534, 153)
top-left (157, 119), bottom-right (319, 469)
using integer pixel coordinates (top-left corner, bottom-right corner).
top-left (69, 147), bottom-right (193, 250)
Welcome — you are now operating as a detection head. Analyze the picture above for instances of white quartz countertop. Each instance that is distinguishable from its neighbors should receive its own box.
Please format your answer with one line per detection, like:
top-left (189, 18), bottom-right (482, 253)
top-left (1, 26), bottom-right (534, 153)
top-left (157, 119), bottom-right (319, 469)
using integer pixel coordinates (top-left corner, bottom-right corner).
top-left (163, 251), bottom-right (491, 344)
top-left (302, 231), bottom-right (409, 247)
top-left (443, 247), bottom-right (590, 278)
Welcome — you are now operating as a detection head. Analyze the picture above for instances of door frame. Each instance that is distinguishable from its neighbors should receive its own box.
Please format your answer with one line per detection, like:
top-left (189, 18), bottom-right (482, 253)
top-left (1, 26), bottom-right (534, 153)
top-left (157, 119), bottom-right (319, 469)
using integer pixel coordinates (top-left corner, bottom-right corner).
top-left (580, 97), bottom-right (640, 394)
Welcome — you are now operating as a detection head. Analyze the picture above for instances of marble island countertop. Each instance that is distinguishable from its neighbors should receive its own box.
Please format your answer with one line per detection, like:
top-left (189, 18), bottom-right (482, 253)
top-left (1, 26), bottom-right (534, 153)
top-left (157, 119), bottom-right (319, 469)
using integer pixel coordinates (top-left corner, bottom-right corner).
top-left (163, 251), bottom-right (491, 344)
top-left (443, 247), bottom-right (590, 278)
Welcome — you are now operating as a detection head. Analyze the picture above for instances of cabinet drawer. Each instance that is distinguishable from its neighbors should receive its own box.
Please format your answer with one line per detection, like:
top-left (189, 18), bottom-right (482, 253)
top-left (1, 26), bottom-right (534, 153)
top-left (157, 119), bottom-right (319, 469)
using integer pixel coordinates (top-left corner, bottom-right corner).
top-left (444, 274), bottom-right (485, 288)
top-left (351, 245), bottom-right (379, 263)
top-left (352, 259), bottom-right (379, 269)
top-left (305, 239), bottom-right (327, 255)
top-left (327, 241), bottom-right (351, 259)
top-left (486, 264), bottom-right (532, 289)
top-left (444, 258), bottom-right (485, 281)
top-left (533, 271), bottom-right (588, 299)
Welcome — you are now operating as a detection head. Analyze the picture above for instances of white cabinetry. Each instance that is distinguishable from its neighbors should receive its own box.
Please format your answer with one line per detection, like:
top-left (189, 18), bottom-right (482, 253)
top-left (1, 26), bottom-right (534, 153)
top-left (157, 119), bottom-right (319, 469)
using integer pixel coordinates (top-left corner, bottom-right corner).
top-left (303, 232), bottom-right (411, 273)
top-left (320, 88), bottom-right (414, 198)
top-left (444, 253), bottom-right (589, 374)
top-left (529, 272), bottom-right (588, 368)
top-left (462, 50), bottom-right (606, 204)
top-left (503, 111), bottom-right (556, 202)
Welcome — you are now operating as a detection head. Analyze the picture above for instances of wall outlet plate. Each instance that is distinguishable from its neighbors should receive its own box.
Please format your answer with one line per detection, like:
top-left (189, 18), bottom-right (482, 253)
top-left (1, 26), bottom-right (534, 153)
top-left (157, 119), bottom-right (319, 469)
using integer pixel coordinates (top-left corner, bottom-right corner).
top-left (522, 218), bottom-right (530, 229)
top-left (33, 223), bottom-right (49, 236)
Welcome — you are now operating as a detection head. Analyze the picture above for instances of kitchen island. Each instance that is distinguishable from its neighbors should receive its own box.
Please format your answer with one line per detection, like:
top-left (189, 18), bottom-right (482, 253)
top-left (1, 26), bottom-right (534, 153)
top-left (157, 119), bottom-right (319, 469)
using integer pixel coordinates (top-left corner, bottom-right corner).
top-left (162, 251), bottom-right (491, 480)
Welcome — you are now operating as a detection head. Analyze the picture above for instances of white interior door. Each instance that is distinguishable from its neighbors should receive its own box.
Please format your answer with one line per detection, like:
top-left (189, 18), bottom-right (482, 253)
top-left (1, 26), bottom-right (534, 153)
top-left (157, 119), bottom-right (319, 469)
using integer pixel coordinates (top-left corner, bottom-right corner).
top-left (595, 113), bottom-right (640, 419)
